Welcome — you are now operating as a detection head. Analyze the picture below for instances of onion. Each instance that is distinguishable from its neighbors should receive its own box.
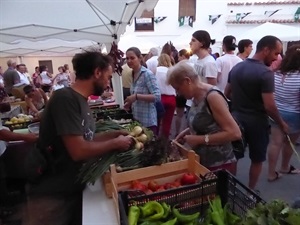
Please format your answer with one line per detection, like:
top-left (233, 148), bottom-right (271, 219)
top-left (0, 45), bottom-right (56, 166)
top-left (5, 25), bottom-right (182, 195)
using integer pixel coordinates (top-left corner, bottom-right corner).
top-left (135, 142), bottom-right (144, 151)
top-left (130, 126), bottom-right (143, 137)
top-left (136, 134), bottom-right (148, 143)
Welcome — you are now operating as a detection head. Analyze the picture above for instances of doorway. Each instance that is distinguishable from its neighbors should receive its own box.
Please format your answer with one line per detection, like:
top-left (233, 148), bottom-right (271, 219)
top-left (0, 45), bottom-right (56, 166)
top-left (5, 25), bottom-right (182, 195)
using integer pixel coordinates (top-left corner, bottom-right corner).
top-left (38, 60), bottom-right (53, 74)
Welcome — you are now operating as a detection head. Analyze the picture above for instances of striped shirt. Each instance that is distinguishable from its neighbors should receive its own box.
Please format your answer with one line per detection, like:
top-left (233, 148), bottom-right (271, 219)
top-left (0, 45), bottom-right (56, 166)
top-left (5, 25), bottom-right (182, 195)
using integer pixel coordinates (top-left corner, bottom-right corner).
top-left (130, 66), bottom-right (161, 127)
top-left (274, 72), bottom-right (300, 113)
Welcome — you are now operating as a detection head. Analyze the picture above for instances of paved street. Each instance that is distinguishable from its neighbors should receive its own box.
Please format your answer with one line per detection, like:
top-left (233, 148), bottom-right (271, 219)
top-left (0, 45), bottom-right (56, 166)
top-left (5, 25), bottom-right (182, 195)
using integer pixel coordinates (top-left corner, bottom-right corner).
top-left (170, 114), bottom-right (300, 205)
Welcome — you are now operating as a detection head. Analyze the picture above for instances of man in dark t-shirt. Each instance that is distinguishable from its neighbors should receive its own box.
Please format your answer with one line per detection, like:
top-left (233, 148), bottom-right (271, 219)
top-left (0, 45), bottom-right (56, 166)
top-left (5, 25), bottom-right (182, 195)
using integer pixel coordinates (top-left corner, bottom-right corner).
top-left (225, 36), bottom-right (288, 191)
top-left (26, 51), bottom-right (133, 225)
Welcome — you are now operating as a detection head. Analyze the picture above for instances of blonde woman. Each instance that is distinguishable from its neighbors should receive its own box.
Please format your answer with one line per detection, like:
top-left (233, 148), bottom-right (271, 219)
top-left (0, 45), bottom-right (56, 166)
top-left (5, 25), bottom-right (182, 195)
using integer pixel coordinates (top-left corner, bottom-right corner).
top-left (156, 54), bottom-right (176, 138)
top-left (167, 61), bottom-right (241, 173)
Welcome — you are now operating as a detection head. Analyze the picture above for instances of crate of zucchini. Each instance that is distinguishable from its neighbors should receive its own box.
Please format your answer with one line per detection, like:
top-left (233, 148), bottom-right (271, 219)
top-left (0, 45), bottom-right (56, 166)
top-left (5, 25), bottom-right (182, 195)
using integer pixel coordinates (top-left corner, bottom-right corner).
top-left (119, 170), bottom-right (266, 225)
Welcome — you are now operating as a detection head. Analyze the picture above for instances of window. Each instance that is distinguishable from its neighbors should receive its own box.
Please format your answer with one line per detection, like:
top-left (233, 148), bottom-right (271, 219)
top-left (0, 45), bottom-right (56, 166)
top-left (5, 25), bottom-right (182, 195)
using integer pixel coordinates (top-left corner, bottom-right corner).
top-left (38, 60), bottom-right (53, 74)
top-left (135, 9), bottom-right (154, 31)
top-left (178, 0), bottom-right (196, 21)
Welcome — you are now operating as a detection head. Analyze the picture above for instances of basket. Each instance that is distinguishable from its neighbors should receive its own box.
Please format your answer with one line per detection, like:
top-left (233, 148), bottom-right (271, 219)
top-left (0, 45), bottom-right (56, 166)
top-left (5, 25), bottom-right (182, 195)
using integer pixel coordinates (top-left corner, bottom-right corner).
top-left (3, 119), bottom-right (32, 131)
top-left (118, 169), bottom-right (265, 225)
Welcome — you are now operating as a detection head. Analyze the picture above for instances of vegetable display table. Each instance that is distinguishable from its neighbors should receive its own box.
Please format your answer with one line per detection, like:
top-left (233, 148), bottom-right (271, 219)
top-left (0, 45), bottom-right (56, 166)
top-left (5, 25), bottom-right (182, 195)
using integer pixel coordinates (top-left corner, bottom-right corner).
top-left (82, 181), bottom-right (119, 225)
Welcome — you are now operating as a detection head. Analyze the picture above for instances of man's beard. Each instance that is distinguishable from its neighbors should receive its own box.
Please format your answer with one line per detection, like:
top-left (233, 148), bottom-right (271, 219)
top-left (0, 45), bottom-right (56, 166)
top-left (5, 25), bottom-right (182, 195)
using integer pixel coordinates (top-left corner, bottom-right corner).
top-left (93, 82), bottom-right (105, 96)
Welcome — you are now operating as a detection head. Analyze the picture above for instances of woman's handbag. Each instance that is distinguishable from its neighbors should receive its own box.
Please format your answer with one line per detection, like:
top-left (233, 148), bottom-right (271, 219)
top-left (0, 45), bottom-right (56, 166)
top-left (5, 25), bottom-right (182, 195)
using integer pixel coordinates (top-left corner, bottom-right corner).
top-left (205, 88), bottom-right (246, 159)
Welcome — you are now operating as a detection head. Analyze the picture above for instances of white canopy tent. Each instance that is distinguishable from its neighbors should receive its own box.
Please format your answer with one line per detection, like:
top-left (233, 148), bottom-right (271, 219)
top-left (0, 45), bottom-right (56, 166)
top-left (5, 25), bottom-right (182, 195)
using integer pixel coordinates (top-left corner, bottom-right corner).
top-left (0, 39), bottom-right (101, 57)
top-left (237, 22), bottom-right (300, 42)
top-left (118, 34), bottom-right (160, 54)
top-left (0, 0), bottom-right (159, 55)
top-left (0, 0), bottom-right (159, 107)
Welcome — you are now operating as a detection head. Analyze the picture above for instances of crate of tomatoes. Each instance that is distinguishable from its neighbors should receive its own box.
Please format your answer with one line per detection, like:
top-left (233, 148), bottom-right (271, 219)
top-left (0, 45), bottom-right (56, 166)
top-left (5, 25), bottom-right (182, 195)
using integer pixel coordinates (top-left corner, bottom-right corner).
top-left (109, 150), bottom-right (210, 221)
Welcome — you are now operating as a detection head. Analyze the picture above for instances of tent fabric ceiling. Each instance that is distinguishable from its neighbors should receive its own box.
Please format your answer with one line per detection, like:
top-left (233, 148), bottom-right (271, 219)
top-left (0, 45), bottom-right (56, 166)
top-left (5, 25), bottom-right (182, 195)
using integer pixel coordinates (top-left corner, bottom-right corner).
top-left (0, 39), bottom-right (100, 57)
top-left (0, 0), bottom-right (158, 56)
top-left (118, 34), bottom-right (159, 54)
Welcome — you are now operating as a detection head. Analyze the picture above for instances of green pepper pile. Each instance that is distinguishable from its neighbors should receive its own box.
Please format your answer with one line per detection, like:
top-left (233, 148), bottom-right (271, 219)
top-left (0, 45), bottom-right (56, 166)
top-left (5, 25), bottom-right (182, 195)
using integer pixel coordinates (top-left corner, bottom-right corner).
top-left (201, 196), bottom-right (241, 225)
top-left (128, 201), bottom-right (200, 225)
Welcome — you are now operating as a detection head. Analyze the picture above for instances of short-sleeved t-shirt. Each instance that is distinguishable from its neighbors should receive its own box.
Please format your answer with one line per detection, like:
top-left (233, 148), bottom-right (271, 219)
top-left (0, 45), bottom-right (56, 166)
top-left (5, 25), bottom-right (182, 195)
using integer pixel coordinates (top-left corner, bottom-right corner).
top-left (274, 72), bottom-right (300, 113)
top-left (29, 87), bottom-right (95, 195)
top-left (216, 54), bottom-right (242, 92)
top-left (194, 55), bottom-right (218, 83)
top-left (228, 58), bottom-right (274, 119)
top-left (3, 68), bottom-right (20, 94)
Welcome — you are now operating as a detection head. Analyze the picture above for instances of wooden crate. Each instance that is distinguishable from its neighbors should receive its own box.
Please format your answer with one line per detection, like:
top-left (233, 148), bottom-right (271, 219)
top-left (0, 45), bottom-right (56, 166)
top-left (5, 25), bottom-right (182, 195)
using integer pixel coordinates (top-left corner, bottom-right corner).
top-left (109, 150), bottom-right (210, 223)
top-left (102, 141), bottom-right (199, 198)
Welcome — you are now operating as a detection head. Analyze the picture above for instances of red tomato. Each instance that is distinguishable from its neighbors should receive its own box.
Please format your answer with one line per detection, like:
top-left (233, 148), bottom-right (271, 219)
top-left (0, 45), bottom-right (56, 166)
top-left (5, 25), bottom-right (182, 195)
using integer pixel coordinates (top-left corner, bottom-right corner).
top-left (132, 180), bottom-right (147, 191)
top-left (164, 183), bottom-right (173, 190)
top-left (181, 173), bottom-right (197, 185)
top-left (148, 180), bottom-right (159, 192)
top-left (156, 185), bottom-right (165, 192)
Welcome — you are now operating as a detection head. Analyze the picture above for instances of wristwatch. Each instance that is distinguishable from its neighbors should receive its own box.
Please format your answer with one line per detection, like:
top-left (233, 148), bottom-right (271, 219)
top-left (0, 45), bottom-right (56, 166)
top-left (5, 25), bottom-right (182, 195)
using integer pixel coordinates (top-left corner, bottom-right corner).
top-left (204, 134), bottom-right (209, 145)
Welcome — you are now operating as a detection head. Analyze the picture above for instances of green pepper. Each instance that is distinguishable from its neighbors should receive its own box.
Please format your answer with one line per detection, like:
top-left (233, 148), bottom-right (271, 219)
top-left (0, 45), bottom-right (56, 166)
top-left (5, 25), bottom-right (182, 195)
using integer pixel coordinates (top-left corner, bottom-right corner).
top-left (208, 197), bottom-right (225, 225)
top-left (162, 202), bottom-right (171, 219)
top-left (140, 201), bottom-right (164, 221)
top-left (210, 211), bottom-right (225, 225)
top-left (139, 221), bottom-right (162, 225)
top-left (172, 206), bottom-right (200, 223)
top-left (226, 211), bottom-right (241, 225)
top-left (161, 217), bottom-right (177, 225)
top-left (128, 205), bottom-right (140, 225)
top-left (184, 218), bottom-right (199, 225)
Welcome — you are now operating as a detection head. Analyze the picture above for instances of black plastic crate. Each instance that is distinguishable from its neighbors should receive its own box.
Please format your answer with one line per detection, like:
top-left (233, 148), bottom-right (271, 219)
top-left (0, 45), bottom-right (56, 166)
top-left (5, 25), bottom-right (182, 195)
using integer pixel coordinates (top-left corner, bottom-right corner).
top-left (118, 169), bottom-right (265, 225)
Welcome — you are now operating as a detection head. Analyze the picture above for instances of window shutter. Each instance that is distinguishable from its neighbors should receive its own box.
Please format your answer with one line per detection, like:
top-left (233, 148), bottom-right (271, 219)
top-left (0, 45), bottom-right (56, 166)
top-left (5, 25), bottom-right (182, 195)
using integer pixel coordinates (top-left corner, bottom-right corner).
top-left (179, 0), bottom-right (196, 21)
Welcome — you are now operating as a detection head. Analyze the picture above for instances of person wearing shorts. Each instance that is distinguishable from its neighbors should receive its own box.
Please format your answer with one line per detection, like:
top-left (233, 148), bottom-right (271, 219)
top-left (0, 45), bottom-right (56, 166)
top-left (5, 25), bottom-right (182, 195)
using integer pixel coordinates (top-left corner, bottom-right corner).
top-left (267, 44), bottom-right (300, 182)
top-left (175, 95), bottom-right (187, 136)
top-left (225, 36), bottom-right (288, 190)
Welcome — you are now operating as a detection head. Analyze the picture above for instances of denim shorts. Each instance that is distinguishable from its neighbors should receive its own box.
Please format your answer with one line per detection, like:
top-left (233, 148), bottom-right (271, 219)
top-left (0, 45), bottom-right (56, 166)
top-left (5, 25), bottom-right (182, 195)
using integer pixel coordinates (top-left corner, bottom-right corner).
top-left (271, 110), bottom-right (300, 134)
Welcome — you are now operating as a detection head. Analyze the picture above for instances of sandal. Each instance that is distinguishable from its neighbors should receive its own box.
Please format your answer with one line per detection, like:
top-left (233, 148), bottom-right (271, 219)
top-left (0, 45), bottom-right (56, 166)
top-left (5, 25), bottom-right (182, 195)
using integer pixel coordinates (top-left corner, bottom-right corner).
top-left (280, 165), bottom-right (300, 174)
top-left (268, 171), bottom-right (282, 182)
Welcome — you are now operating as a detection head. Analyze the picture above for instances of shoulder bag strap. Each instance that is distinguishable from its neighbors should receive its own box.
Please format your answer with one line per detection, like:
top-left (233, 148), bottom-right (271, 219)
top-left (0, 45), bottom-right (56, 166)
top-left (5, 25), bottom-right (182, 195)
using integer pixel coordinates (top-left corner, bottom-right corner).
top-left (205, 88), bottom-right (229, 115)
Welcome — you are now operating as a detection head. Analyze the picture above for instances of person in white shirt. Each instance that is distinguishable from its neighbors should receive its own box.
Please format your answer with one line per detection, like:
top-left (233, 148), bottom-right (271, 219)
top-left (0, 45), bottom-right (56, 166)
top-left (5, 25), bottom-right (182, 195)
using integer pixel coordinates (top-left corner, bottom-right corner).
top-left (16, 64), bottom-right (30, 85)
top-left (39, 65), bottom-right (53, 93)
top-left (216, 35), bottom-right (242, 93)
top-left (156, 54), bottom-right (176, 138)
top-left (190, 30), bottom-right (218, 85)
top-left (146, 47), bottom-right (159, 75)
top-left (174, 50), bottom-right (194, 137)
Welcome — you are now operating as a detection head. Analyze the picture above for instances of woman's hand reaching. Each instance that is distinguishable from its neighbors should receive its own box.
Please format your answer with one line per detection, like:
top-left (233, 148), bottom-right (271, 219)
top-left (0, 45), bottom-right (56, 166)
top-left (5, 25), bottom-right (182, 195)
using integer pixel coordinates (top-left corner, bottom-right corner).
top-left (175, 128), bottom-right (190, 144)
top-left (125, 94), bottom-right (136, 105)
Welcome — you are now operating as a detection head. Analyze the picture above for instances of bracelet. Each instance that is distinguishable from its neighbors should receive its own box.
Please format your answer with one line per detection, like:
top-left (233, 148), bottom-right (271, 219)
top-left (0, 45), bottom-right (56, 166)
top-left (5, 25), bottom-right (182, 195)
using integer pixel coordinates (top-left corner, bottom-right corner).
top-left (204, 134), bottom-right (209, 145)
top-left (135, 93), bottom-right (138, 101)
